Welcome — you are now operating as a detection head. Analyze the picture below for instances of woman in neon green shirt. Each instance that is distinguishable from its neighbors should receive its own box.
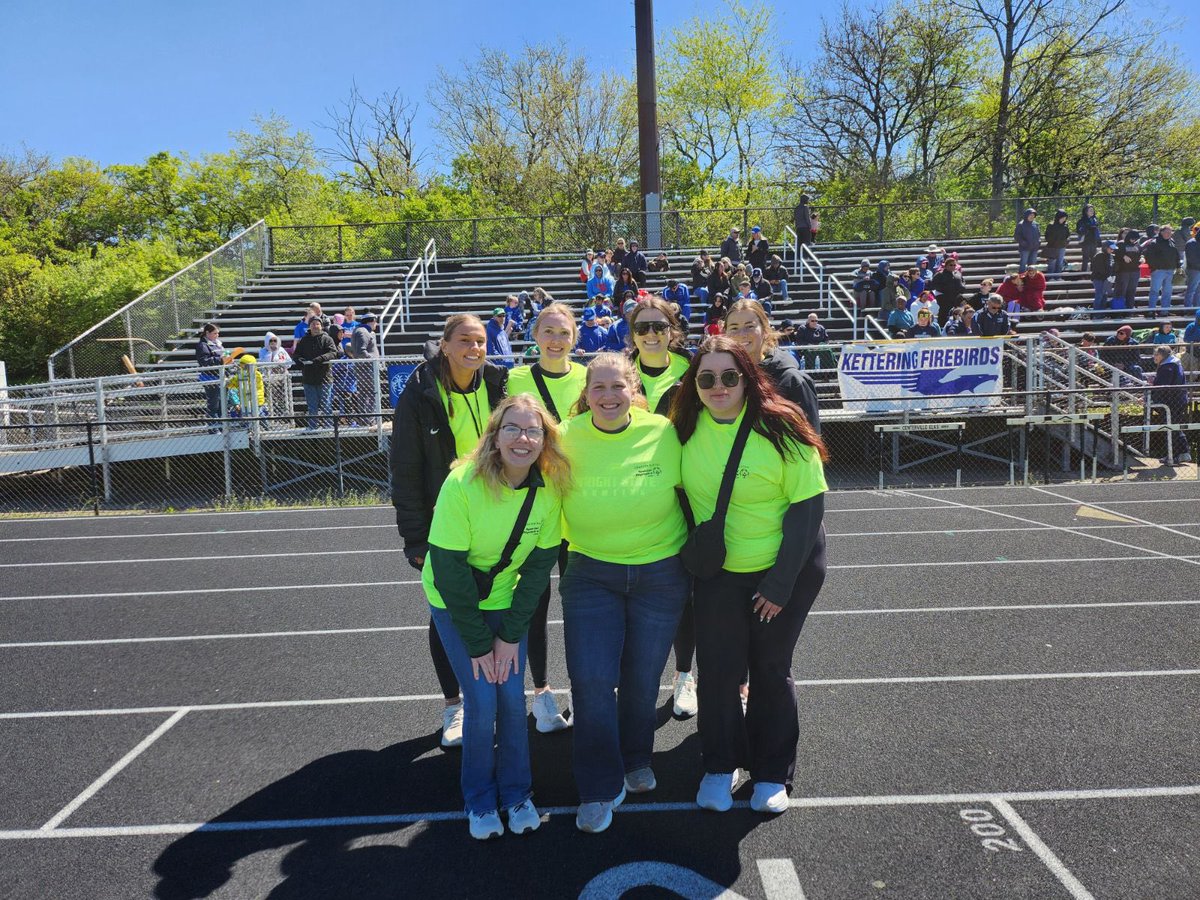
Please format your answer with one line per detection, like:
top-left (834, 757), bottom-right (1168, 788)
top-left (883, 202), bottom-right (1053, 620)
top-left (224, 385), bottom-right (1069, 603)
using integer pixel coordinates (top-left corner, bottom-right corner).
top-left (425, 394), bottom-right (571, 839)
top-left (627, 297), bottom-right (692, 415)
top-left (504, 301), bottom-right (587, 733)
top-left (671, 335), bottom-right (830, 816)
top-left (558, 352), bottom-right (690, 834)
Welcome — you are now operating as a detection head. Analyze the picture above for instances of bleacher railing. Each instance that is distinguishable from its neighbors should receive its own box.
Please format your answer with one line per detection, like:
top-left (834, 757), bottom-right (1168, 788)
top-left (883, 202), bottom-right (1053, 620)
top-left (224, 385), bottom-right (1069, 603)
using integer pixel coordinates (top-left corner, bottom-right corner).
top-left (47, 221), bottom-right (270, 382)
top-left (267, 192), bottom-right (1200, 263)
top-left (379, 239), bottom-right (437, 352)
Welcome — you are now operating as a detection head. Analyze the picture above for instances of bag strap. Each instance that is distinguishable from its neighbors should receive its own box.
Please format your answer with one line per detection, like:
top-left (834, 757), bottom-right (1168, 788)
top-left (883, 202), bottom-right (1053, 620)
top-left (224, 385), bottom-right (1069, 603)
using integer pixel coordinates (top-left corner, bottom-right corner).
top-left (530, 366), bottom-right (561, 423)
top-left (712, 413), bottom-right (755, 524)
top-left (485, 482), bottom-right (539, 580)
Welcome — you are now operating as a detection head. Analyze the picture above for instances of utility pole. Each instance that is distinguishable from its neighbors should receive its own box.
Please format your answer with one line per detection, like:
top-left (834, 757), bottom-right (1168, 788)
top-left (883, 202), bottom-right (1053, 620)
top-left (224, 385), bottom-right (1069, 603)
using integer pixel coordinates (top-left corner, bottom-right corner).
top-left (634, 0), bottom-right (662, 249)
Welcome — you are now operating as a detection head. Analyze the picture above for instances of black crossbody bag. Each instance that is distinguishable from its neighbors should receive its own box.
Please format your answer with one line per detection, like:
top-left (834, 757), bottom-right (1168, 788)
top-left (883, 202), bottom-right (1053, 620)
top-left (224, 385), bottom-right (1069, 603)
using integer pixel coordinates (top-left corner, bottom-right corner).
top-left (678, 414), bottom-right (753, 580)
top-left (530, 366), bottom-right (561, 423)
top-left (471, 483), bottom-right (539, 600)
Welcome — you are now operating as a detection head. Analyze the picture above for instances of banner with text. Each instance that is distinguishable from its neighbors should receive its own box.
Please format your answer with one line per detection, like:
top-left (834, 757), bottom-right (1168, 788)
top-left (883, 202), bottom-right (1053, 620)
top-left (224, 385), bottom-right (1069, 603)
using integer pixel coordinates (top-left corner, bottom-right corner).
top-left (837, 338), bottom-right (1005, 412)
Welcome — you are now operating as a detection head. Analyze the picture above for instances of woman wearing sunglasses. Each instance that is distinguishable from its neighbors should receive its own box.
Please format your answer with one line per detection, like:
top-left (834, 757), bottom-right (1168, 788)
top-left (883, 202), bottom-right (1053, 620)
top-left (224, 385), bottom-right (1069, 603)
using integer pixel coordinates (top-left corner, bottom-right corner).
top-left (504, 302), bottom-right (587, 733)
top-left (722, 299), bottom-right (821, 433)
top-left (627, 297), bottom-right (692, 415)
top-left (558, 352), bottom-right (690, 834)
top-left (670, 336), bottom-right (829, 816)
top-left (424, 395), bottom-right (572, 839)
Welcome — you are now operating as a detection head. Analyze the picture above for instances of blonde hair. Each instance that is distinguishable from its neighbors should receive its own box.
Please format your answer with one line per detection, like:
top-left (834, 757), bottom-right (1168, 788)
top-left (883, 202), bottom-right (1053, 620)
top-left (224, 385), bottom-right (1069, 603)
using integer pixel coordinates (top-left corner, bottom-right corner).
top-left (725, 299), bottom-right (778, 355)
top-left (459, 395), bottom-right (573, 498)
top-left (532, 301), bottom-right (579, 347)
top-left (435, 313), bottom-right (487, 417)
top-left (570, 352), bottom-right (649, 416)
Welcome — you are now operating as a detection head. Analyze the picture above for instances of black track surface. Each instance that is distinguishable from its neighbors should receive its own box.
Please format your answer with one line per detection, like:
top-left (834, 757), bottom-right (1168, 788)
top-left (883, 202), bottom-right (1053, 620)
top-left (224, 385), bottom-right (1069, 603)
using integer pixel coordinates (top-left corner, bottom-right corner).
top-left (2, 482), bottom-right (1198, 899)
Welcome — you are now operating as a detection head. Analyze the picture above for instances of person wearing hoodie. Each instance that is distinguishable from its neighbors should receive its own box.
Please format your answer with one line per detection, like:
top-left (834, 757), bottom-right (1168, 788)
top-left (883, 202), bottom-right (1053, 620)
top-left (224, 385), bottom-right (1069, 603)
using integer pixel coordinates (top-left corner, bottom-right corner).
top-left (745, 226), bottom-right (770, 270)
top-left (259, 331), bottom-right (291, 365)
top-left (625, 240), bottom-right (650, 285)
top-left (1101, 325), bottom-right (1143, 380)
top-left (588, 263), bottom-right (616, 301)
top-left (486, 307), bottom-right (515, 368)
top-left (1182, 309), bottom-right (1200, 373)
top-left (1185, 223), bottom-right (1200, 309)
top-left (663, 278), bottom-right (693, 329)
top-left (1076, 205), bottom-right (1101, 271)
top-left (1044, 209), bottom-right (1070, 279)
top-left (1091, 241), bottom-right (1118, 311)
top-left (945, 305), bottom-right (979, 336)
top-left (792, 311), bottom-right (835, 373)
top-left (1014, 208), bottom-right (1041, 272)
top-left (294, 318), bottom-right (339, 430)
top-left (1151, 345), bottom-right (1191, 463)
top-left (579, 308), bottom-right (610, 353)
top-left (258, 332), bottom-right (291, 424)
top-left (929, 257), bottom-right (967, 327)
top-left (887, 294), bottom-right (915, 338)
top-left (1019, 265), bottom-right (1047, 313)
top-left (1144, 225), bottom-right (1180, 311)
top-left (391, 315), bottom-right (509, 749)
top-left (793, 195), bottom-right (814, 245)
top-left (851, 259), bottom-right (875, 313)
top-left (870, 260), bottom-right (897, 319)
top-left (1114, 231), bottom-right (1143, 312)
top-left (897, 267), bottom-right (924, 301)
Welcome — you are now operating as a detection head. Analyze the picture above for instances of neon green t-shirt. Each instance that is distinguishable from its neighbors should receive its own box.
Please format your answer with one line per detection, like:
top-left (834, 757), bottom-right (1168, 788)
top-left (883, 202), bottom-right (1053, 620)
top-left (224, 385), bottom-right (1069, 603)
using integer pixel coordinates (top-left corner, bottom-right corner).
top-left (422, 462), bottom-right (562, 610)
top-left (559, 406), bottom-right (687, 564)
top-left (681, 406), bottom-right (827, 573)
top-left (637, 353), bottom-right (691, 415)
top-left (506, 362), bottom-right (588, 422)
top-left (437, 380), bottom-right (490, 458)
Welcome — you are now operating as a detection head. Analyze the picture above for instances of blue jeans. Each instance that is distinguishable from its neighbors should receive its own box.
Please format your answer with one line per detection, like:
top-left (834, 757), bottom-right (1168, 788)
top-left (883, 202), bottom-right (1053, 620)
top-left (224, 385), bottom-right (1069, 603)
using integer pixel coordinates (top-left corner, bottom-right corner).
top-left (1018, 248), bottom-right (1039, 272)
top-left (201, 382), bottom-right (222, 422)
top-left (560, 552), bottom-right (689, 802)
top-left (695, 286), bottom-right (709, 306)
top-left (430, 606), bottom-right (531, 815)
top-left (1186, 270), bottom-right (1200, 308)
top-left (1113, 271), bottom-right (1139, 310)
top-left (1046, 248), bottom-right (1066, 278)
top-left (1148, 269), bottom-right (1174, 310)
top-left (1091, 280), bottom-right (1110, 311)
top-left (302, 382), bottom-right (333, 428)
top-left (774, 279), bottom-right (789, 302)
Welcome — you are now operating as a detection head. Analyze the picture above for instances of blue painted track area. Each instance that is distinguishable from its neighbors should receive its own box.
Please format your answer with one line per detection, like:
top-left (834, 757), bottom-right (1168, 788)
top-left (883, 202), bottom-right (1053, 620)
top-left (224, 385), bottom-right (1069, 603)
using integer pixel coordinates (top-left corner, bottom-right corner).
top-left (1, 482), bottom-right (1198, 899)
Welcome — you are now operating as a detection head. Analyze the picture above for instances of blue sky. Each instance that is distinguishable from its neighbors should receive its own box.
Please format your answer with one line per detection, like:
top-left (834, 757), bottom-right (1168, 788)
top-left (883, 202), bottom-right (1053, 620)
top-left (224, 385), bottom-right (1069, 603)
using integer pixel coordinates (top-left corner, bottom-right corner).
top-left (4, 0), bottom-right (1197, 170)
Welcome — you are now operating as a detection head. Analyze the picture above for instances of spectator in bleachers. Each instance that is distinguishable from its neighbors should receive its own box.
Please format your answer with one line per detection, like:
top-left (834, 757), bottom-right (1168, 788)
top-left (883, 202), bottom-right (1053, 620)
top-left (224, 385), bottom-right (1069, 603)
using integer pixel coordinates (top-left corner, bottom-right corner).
top-left (1114, 231), bottom-right (1143, 312)
top-left (195, 323), bottom-right (225, 426)
top-left (968, 277), bottom-right (995, 310)
top-left (626, 240), bottom-right (650, 285)
top-left (295, 317), bottom-right (338, 430)
top-left (1182, 309), bottom-right (1200, 372)
top-left (851, 259), bottom-right (875, 313)
top-left (503, 293), bottom-right (524, 332)
top-left (793, 194), bottom-right (815, 245)
top-left (579, 308), bottom-right (610, 353)
top-left (616, 267), bottom-right (639, 301)
top-left (887, 294), bottom-right (914, 338)
top-left (870, 260), bottom-right (896, 316)
top-left (997, 264), bottom-right (1023, 306)
top-left (606, 298), bottom-right (637, 351)
top-left (587, 262), bottom-right (616, 302)
top-left (708, 257), bottom-right (733, 301)
top-left (629, 297), bottom-right (692, 415)
top-left (792, 312), bottom-right (835, 373)
top-left (487, 307), bottom-right (515, 368)
top-left (764, 254), bottom-right (790, 302)
top-left (930, 257), bottom-right (967, 327)
top-left (704, 293), bottom-right (728, 336)
top-left (720, 227), bottom-right (743, 263)
top-left (1144, 224), bottom-right (1180, 312)
top-left (328, 324), bottom-right (359, 426)
top-left (583, 293), bottom-right (615, 328)
top-left (1152, 321), bottom-right (1177, 345)
top-left (691, 250), bottom-right (713, 302)
top-left (976, 293), bottom-right (1017, 337)
top-left (917, 244), bottom-right (945, 273)
top-left (1044, 209), bottom-right (1070, 280)
top-left (611, 238), bottom-right (627, 271)
top-left (1019, 264), bottom-right (1047, 313)
top-left (580, 249), bottom-right (597, 283)
top-left (945, 305), bottom-right (978, 336)
top-left (777, 319), bottom-right (796, 346)
top-left (1151, 345), bottom-right (1191, 463)
top-left (1185, 223), bottom-right (1200, 309)
top-left (1102, 325), bottom-right (1143, 381)
top-left (349, 313), bottom-right (379, 423)
top-left (915, 257), bottom-right (933, 285)
top-left (291, 302), bottom-right (327, 352)
top-left (909, 290), bottom-right (940, 323)
top-left (897, 266), bottom-right (924, 301)
top-left (906, 308), bottom-right (942, 338)
top-left (227, 354), bottom-right (267, 424)
top-left (749, 268), bottom-right (773, 307)
top-left (1015, 207), bottom-right (1041, 272)
top-left (663, 278), bottom-right (692, 329)
top-left (746, 226), bottom-right (770, 270)
top-left (1091, 241), bottom-right (1117, 311)
top-left (1076, 205), bottom-right (1101, 271)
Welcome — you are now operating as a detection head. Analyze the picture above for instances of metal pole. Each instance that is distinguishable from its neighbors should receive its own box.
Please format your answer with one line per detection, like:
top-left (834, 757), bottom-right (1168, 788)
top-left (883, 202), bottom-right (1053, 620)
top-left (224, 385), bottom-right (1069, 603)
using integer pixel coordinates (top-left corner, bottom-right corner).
top-left (333, 415), bottom-right (345, 499)
top-left (85, 420), bottom-right (100, 516)
top-left (945, 202), bottom-right (952, 240)
top-left (540, 216), bottom-right (546, 256)
top-left (877, 205), bottom-right (884, 243)
top-left (221, 363), bottom-right (232, 502)
top-left (634, 0), bottom-right (663, 249)
top-left (1152, 193), bottom-right (1160, 224)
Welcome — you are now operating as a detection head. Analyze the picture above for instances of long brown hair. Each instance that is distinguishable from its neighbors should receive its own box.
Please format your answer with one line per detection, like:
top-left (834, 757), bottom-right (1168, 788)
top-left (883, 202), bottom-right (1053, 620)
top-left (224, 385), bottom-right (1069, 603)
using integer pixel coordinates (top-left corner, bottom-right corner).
top-left (457, 395), bottom-right (573, 498)
top-left (570, 352), bottom-right (649, 417)
top-left (627, 296), bottom-right (688, 356)
top-left (669, 336), bottom-right (828, 462)
top-left (434, 313), bottom-right (487, 417)
top-left (724, 299), bottom-right (778, 356)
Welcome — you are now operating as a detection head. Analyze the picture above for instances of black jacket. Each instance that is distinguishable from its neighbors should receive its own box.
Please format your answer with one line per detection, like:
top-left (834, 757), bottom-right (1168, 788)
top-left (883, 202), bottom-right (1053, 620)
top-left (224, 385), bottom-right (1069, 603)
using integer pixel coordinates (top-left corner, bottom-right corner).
top-left (719, 236), bottom-right (742, 263)
top-left (760, 348), bottom-right (822, 434)
top-left (691, 257), bottom-right (712, 288)
top-left (1186, 238), bottom-right (1200, 271)
top-left (1115, 242), bottom-right (1142, 275)
top-left (745, 238), bottom-right (770, 270)
top-left (1143, 235), bottom-right (1180, 271)
top-left (1091, 250), bottom-right (1115, 280)
top-left (389, 353), bottom-right (508, 559)
top-left (195, 337), bottom-right (223, 370)
top-left (294, 332), bottom-right (338, 385)
top-left (1045, 221), bottom-right (1070, 249)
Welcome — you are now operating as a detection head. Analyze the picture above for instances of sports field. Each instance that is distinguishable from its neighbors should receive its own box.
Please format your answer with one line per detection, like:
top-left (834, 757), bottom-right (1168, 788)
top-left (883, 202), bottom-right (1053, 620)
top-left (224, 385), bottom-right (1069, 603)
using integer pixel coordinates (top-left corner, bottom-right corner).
top-left (1, 481), bottom-right (1197, 899)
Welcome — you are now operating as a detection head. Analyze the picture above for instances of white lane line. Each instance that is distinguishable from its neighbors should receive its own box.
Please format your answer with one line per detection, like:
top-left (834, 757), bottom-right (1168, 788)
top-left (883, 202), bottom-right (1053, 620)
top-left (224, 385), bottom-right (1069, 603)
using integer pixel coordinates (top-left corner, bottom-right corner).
top-left (991, 799), bottom-right (1096, 900)
top-left (0, 524), bottom-right (395, 544)
top-left (8, 599), bottom-right (1198, 649)
top-left (757, 860), bottom-right (808, 900)
top-left (1031, 485), bottom-right (1200, 547)
top-left (831, 555), bottom-right (1194, 569)
top-left (0, 505), bottom-right (386, 525)
top-left (830, 522), bottom-right (1200, 538)
top-left (895, 489), bottom-right (1200, 568)
top-left (1, 784), bottom-right (1196, 841)
top-left (5, 668), bottom-right (1198, 720)
top-left (0, 580), bottom-right (420, 602)
top-left (39, 709), bottom-right (189, 831)
top-left (0, 548), bottom-right (398, 569)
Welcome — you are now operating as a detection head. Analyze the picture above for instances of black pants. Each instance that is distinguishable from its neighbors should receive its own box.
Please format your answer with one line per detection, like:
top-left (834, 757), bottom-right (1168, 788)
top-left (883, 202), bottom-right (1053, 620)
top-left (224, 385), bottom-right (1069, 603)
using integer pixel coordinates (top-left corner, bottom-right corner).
top-left (527, 541), bottom-right (570, 689)
top-left (429, 620), bottom-right (459, 700)
top-left (693, 530), bottom-right (826, 789)
top-left (672, 592), bottom-right (695, 672)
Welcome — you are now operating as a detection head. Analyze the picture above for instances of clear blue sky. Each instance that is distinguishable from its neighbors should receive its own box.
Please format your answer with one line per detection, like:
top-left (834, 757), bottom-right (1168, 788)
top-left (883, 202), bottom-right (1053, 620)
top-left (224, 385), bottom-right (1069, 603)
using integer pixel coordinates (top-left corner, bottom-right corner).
top-left (3, 0), bottom-right (1197, 170)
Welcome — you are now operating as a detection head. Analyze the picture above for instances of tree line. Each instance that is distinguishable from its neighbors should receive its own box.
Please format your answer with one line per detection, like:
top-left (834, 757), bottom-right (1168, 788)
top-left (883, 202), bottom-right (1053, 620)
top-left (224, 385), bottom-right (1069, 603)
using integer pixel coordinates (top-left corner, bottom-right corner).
top-left (1, 0), bottom-right (1196, 382)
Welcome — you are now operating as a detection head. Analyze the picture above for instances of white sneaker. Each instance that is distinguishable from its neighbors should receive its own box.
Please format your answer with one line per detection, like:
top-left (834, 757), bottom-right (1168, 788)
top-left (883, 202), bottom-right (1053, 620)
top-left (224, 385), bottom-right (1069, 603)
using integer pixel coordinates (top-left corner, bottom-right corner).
top-left (696, 772), bottom-right (737, 812)
top-left (750, 782), bottom-right (789, 814)
top-left (624, 767), bottom-right (656, 793)
top-left (440, 702), bottom-right (464, 748)
top-left (576, 786), bottom-right (626, 834)
top-left (506, 799), bottom-right (541, 835)
top-left (532, 691), bottom-right (570, 733)
top-left (1179, 452), bottom-right (1193, 464)
top-left (740, 684), bottom-right (749, 715)
top-left (468, 809), bottom-right (503, 840)
top-left (673, 672), bottom-right (698, 718)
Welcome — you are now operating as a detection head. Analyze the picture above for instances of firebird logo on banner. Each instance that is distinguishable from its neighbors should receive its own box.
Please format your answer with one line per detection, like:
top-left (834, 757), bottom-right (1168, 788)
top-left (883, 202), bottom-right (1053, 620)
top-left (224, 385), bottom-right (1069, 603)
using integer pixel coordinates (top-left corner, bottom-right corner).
top-left (837, 338), bottom-right (1004, 412)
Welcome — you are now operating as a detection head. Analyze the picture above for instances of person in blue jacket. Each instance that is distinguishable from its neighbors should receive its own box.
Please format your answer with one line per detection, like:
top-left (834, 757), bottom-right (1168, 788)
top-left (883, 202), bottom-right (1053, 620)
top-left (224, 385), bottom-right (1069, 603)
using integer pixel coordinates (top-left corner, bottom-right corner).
top-left (1152, 346), bottom-right (1191, 463)
top-left (663, 278), bottom-right (692, 330)
top-left (487, 307), bottom-right (515, 368)
top-left (587, 264), bottom-right (616, 301)
top-left (605, 298), bottom-right (636, 351)
top-left (1076, 204), bottom-right (1101, 271)
top-left (1014, 208), bottom-right (1041, 272)
top-left (1185, 223), bottom-right (1200, 309)
top-left (1182, 308), bottom-right (1200, 373)
top-left (578, 308), bottom-right (610, 353)
top-left (906, 308), bottom-right (943, 338)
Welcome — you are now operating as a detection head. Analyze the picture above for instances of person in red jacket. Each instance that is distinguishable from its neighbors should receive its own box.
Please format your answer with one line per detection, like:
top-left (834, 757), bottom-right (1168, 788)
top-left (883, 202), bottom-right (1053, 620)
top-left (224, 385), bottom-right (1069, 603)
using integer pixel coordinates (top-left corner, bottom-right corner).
top-left (1019, 265), bottom-right (1047, 312)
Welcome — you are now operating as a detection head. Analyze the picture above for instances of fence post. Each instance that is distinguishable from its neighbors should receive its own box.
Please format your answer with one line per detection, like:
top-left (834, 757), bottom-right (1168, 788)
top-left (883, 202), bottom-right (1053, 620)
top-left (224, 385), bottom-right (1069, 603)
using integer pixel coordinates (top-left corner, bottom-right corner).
top-left (123, 309), bottom-right (135, 368)
top-left (742, 208), bottom-right (749, 236)
top-left (1152, 194), bottom-right (1160, 224)
top-left (95, 378), bottom-right (111, 501)
top-left (540, 216), bottom-right (546, 256)
top-left (945, 202), bottom-right (952, 241)
top-left (333, 415), bottom-right (345, 499)
top-left (877, 205), bottom-right (885, 243)
top-left (472, 219), bottom-right (479, 257)
top-left (404, 222), bottom-right (412, 259)
top-left (220, 363), bottom-right (233, 503)
top-left (338, 226), bottom-right (344, 263)
top-left (85, 420), bottom-right (100, 516)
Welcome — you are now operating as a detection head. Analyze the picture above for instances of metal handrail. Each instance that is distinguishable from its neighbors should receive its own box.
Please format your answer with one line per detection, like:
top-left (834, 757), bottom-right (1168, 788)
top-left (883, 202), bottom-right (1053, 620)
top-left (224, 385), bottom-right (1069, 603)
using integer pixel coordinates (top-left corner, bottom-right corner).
top-left (380, 239), bottom-right (437, 350)
top-left (799, 241), bottom-right (825, 307)
top-left (862, 314), bottom-right (890, 341)
top-left (826, 274), bottom-right (860, 341)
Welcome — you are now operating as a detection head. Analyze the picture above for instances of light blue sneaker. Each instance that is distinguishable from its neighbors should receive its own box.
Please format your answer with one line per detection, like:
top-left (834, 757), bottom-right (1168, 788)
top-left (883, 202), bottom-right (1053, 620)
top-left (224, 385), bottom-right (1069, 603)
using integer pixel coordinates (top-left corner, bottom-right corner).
top-left (696, 772), bottom-right (737, 812)
top-left (506, 799), bottom-right (541, 835)
top-left (750, 782), bottom-right (789, 814)
top-left (575, 786), bottom-right (626, 833)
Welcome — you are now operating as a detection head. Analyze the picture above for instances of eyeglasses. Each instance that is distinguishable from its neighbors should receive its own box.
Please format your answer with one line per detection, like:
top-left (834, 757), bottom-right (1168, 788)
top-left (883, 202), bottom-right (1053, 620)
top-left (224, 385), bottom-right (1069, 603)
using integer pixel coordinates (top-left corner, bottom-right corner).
top-left (633, 321), bottom-right (670, 336)
top-left (499, 424), bottom-right (545, 442)
top-left (696, 369), bottom-right (743, 390)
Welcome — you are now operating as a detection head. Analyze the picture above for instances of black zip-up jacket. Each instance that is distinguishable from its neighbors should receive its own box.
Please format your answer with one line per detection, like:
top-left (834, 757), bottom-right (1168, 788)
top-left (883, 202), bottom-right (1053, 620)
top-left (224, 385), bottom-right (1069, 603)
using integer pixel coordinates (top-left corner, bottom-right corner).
top-left (760, 348), bottom-right (822, 434)
top-left (745, 238), bottom-right (770, 270)
top-left (1186, 238), bottom-right (1200, 271)
top-left (1143, 235), bottom-right (1181, 271)
top-left (1045, 221), bottom-right (1070, 249)
top-left (1091, 250), bottom-right (1115, 280)
top-left (389, 352), bottom-right (508, 560)
top-left (294, 332), bottom-right (338, 385)
top-left (1115, 242), bottom-right (1142, 275)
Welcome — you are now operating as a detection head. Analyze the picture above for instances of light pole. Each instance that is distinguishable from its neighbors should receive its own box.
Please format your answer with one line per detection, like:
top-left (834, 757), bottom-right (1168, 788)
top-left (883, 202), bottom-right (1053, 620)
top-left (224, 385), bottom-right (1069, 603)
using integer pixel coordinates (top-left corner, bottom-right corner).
top-left (634, 0), bottom-right (663, 249)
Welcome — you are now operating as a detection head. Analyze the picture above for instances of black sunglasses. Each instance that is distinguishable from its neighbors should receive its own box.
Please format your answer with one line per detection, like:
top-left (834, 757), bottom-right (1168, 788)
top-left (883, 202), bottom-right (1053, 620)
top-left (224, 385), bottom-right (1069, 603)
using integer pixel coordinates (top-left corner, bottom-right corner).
top-left (696, 369), bottom-right (743, 390)
top-left (633, 321), bottom-right (670, 336)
